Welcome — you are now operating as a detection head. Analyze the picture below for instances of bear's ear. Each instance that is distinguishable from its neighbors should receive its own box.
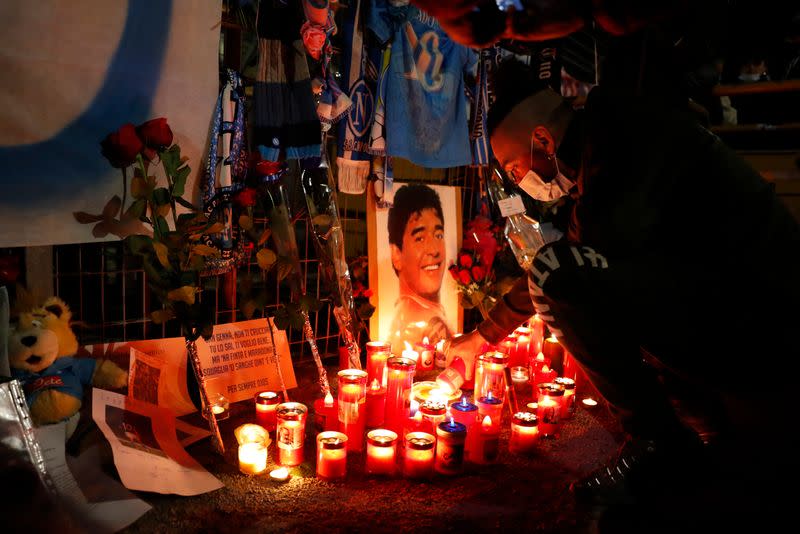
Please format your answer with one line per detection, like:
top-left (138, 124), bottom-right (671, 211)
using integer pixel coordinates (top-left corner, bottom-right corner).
top-left (42, 297), bottom-right (72, 323)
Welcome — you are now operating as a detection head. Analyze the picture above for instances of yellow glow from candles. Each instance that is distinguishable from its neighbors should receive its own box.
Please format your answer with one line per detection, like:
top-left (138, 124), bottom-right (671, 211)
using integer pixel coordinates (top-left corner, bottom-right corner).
top-left (212, 405), bottom-right (225, 414)
top-left (414, 321), bottom-right (427, 329)
top-left (370, 379), bottom-right (382, 391)
top-left (234, 423), bottom-right (269, 445)
top-left (413, 411), bottom-right (423, 423)
top-left (526, 402), bottom-right (538, 410)
top-left (409, 399), bottom-right (420, 415)
top-left (324, 391), bottom-right (334, 408)
top-left (536, 352), bottom-right (545, 362)
top-left (428, 388), bottom-right (446, 404)
top-left (238, 442), bottom-right (267, 475)
top-left (547, 334), bottom-right (558, 342)
top-left (269, 467), bottom-right (290, 482)
top-left (582, 398), bottom-right (598, 407)
top-left (541, 364), bottom-right (550, 373)
top-left (422, 336), bottom-right (430, 345)
top-left (482, 415), bottom-right (493, 430)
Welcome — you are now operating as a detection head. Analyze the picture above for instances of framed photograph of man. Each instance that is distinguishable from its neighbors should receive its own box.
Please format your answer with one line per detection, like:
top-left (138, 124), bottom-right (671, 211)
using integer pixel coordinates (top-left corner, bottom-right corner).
top-left (367, 182), bottom-right (462, 356)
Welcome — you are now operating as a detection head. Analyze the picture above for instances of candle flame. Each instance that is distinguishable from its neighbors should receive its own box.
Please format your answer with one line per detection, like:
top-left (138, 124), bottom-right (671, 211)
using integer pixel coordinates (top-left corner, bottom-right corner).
top-left (536, 352), bottom-right (545, 361)
top-left (423, 336), bottom-right (429, 345)
top-left (370, 379), bottom-right (381, 391)
top-left (582, 397), bottom-right (598, 407)
top-left (428, 388), bottom-right (446, 404)
top-left (414, 321), bottom-right (427, 329)
top-left (409, 399), bottom-right (420, 415)
top-left (541, 365), bottom-right (550, 373)
top-left (449, 416), bottom-right (455, 426)
top-left (482, 415), bottom-right (493, 429)
top-left (269, 467), bottom-right (290, 481)
top-left (413, 411), bottom-right (423, 422)
top-left (324, 392), bottom-right (334, 407)
top-left (461, 396), bottom-right (468, 406)
top-left (486, 391), bottom-right (494, 401)
top-left (547, 334), bottom-right (558, 342)
top-left (404, 340), bottom-right (413, 351)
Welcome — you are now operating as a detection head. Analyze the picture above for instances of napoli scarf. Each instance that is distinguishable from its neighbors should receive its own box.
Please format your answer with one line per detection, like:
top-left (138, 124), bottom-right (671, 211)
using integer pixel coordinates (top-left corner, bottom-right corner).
top-left (254, 0), bottom-right (321, 161)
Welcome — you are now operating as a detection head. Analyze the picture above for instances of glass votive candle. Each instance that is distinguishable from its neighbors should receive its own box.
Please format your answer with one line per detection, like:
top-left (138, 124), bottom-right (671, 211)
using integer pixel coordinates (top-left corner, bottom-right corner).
top-left (338, 369), bottom-right (368, 452)
top-left (255, 391), bottom-right (281, 431)
top-left (435, 420), bottom-right (467, 475)
top-left (366, 379), bottom-right (387, 428)
top-left (419, 399), bottom-right (447, 435)
top-left (365, 429), bottom-right (398, 476)
top-left (472, 415), bottom-right (501, 465)
top-left (434, 339), bottom-right (447, 369)
top-left (510, 365), bottom-right (530, 385)
top-left (366, 341), bottom-right (392, 387)
top-left (238, 441), bottom-right (268, 475)
top-left (384, 357), bottom-right (416, 437)
top-left (276, 402), bottom-right (308, 466)
top-left (414, 337), bottom-right (435, 371)
top-left (554, 376), bottom-right (576, 419)
top-left (509, 411), bottom-right (539, 454)
top-left (474, 351), bottom-right (510, 403)
top-left (403, 432), bottom-right (435, 479)
top-left (536, 383), bottom-right (565, 438)
top-left (477, 392), bottom-right (504, 424)
top-left (203, 392), bottom-right (230, 421)
top-left (542, 334), bottom-right (565, 374)
top-left (528, 352), bottom-right (551, 383)
top-left (450, 397), bottom-right (479, 462)
top-left (316, 431), bottom-right (348, 481)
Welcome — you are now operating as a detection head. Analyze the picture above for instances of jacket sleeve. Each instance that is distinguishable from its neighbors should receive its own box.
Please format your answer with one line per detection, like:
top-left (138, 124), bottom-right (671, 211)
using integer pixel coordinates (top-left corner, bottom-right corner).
top-left (477, 275), bottom-right (534, 344)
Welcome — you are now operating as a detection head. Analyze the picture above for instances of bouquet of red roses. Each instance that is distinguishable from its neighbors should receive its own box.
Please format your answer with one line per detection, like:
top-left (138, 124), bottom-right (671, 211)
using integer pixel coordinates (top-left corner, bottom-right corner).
top-left (448, 248), bottom-right (495, 319)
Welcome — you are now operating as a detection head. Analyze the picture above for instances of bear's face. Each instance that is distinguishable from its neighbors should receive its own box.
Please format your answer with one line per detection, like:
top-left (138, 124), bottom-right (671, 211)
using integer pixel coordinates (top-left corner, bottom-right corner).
top-left (8, 297), bottom-right (79, 375)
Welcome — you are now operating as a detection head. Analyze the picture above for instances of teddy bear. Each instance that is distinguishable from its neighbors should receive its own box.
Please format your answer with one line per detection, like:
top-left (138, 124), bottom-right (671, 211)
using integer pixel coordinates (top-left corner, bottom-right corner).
top-left (8, 296), bottom-right (128, 437)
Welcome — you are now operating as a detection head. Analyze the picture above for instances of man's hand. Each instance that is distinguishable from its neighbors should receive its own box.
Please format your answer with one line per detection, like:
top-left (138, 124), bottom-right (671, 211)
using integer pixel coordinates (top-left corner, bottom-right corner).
top-left (443, 329), bottom-right (488, 381)
top-left (421, 316), bottom-right (450, 346)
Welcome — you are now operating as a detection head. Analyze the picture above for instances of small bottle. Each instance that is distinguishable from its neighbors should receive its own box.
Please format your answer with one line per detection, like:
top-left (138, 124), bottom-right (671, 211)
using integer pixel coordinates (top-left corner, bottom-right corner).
top-left (436, 357), bottom-right (466, 396)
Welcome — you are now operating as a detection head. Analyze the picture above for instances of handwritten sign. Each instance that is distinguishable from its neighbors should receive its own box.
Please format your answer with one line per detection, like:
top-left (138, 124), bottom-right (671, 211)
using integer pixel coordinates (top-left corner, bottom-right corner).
top-left (195, 318), bottom-right (296, 404)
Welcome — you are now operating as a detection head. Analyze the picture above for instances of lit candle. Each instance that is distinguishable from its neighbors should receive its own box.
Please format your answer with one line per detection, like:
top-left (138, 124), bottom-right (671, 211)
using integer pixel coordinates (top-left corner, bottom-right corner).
top-left (313, 392), bottom-right (338, 432)
top-left (435, 419), bottom-right (467, 475)
top-left (401, 340), bottom-right (420, 365)
top-left (510, 365), bottom-right (529, 385)
top-left (536, 383), bottom-right (565, 438)
top-left (365, 429), bottom-right (398, 476)
top-left (474, 351), bottom-right (510, 404)
top-left (554, 376), bottom-right (576, 420)
top-left (276, 402), bottom-right (308, 466)
top-left (254, 391), bottom-right (281, 431)
top-left (365, 379), bottom-right (387, 428)
top-left (238, 442), bottom-right (268, 475)
top-left (316, 431), bottom-right (348, 481)
top-left (402, 432), bottom-right (435, 479)
top-left (234, 423), bottom-right (269, 446)
top-left (403, 410), bottom-right (426, 437)
top-left (509, 411), bottom-right (539, 454)
top-left (449, 397), bottom-right (479, 462)
top-left (419, 400), bottom-right (447, 435)
top-left (384, 357), bottom-right (416, 437)
top-left (529, 315), bottom-right (545, 354)
top-left (512, 330), bottom-right (531, 368)
top-left (366, 341), bottom-right (392, 387)
top-left (436, 356), bottom-right (466, 396)
top-left (582, 397), bottom-right (598, 407)
top-left (337, 369), bottom-right (368, 452)
top-left (434, 339), bottom-right (447, 369)
top-left (528, 352), bottom-right (551, 384)
top-left (269, 467), bottom-right (291, 482)
top-left (414, 337), bottom-right (435, 371)
top-left (472, 415), bottom-right (501, 465)
top-left (203, 393), bottom-right (229, 421)
top-left (542, 334), bottom-right (565, 375)
top-left (477, 392), bottom-right (503, 424)
top-left (534, 364), bottom-right (557, 387)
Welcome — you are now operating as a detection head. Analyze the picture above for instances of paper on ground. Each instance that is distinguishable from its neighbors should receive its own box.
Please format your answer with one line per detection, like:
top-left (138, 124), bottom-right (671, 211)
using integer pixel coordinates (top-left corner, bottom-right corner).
top-left (92, 388), bottom-right (223, 496)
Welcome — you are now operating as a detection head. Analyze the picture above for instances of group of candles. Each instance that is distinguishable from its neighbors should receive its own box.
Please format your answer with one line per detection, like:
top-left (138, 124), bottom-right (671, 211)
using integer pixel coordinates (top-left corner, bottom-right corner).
top-left (236, 317), bottom-right (587, 481)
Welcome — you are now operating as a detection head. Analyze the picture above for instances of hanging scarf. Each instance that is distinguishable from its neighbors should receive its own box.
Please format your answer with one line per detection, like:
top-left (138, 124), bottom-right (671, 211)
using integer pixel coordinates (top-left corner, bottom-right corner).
top-left (335, 0), bottom-right (380, 194)
top-left (254, 0), bottom-right (321, 161)
top-left (470, 47), bottom-right (502, 166)
top-left (201, 69), bottom-right (247, 276)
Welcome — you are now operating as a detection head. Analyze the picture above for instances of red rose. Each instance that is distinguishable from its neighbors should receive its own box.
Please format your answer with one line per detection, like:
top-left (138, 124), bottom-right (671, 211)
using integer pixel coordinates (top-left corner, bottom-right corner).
top-left (458, 269), bottom-right (472, 286)
top-left (256, 159), bottom-right (285, 176)
top-left (234, 187), bottom-right (258, 208)
top-left (471, 265), bottom-right (486, 281)
top-left (363, 288), bottom-right (374, 298)
top-left (458, 252), bottom-right (473, 268)
top-left (100, 123), bottom-right (143, 168)
top-left (136, 118), bottom-right (173, 150)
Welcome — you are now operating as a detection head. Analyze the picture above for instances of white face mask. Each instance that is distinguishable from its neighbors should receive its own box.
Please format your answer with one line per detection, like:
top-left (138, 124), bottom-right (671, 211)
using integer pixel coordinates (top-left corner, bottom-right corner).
top-left (515, 130), bottom-right (574, 202)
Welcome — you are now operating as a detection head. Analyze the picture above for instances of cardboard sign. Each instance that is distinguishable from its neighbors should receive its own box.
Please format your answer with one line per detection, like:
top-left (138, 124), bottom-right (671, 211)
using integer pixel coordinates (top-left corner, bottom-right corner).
top-left (195, 318), bottom-right (296, 404)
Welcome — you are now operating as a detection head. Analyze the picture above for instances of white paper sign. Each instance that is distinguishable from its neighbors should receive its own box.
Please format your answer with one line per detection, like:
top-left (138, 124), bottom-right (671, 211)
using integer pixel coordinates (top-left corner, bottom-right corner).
top-left (195, 318), bottom-right (297, 404)
top-left (498, 195), bottom-right (526, 217)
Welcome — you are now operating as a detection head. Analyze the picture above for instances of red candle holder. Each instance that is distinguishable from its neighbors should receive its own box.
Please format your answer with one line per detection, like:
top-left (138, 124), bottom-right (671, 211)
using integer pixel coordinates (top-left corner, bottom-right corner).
top-left (384, 357), bottom-right (416, 437)
top-left (542, 335), bottom-right (565, 375)
top-left (276, 402), bottom-right (308, 466)
top-left (472, 414), bottom-right (501, 465)
top-left (509, 411), bottom-right (539, 454)
top-left (554, 376), bottom-right (576, 420)
top-left (474, 351), bottom-right (509, 405)
top-left (414, 338), bottom-right (435, 371)
top-left (365, 429), bottom-right (398, 476)
top-left (419, 399), bottom-right (447, 435)
top-left (365, 379), bottom-right (387, 428)
top-left (316, 431), bottom-right (348, 481)
top-left (536, 383), bottom-right (565, 438)
top-left (402, 432), bottom-right (435, 479)
top-left (365, 341), bottom-right (392, 387)
top-left (435, 420), bottom-right (467, 475)
top-left (337, 369), bottom-right (368, 452)
top-left (449, 397), bottom-right (479, 463)
top-left (254, 391), bottom-right (281, 431)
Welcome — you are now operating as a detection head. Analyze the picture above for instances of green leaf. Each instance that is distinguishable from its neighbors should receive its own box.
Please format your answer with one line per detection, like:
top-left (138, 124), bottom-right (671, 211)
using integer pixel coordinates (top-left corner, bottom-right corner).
top-left (160, 145), bottom-right (181, 176)
top-left (172, 166), bottom-right (190, 197)
top-left (73, 211), bottom-right (104, 224)
top-left (256, 248), bottom-right (277, 270)
top-left (299, 294), bottom-right (323, 313)
top-left (142, 256), bottom-right (164, 284)
top-left (153, 187), bottom-right (171, 206)
top-left (460, 293), bottom-right (475, 309)
top-left (155, 216), bottom-right (169, 236)
top-left (288, 308), bottom-right (305, 330)
top-left (276, 258), bottom-right (294, 282)
top-left (175, 196), bottom-right (201, 211)
top-left (192, 244), bottom-right (220, 257)
top-left (125, 199), bottom-right (147, 219)
top-left (102, 196), bottom-right (122, 219)
top-left (131, 176), bottom-right (152, 199)
top-left (152, 241), bottom-right (171, 270)
top-left (151, 308), bottom-right (175, 324)
top-left (273, 313), bottom-right (289, 330)
top-left (126, 235), bottom-right (152, 256)
top-left (167, 285), bottom-right (196, 305)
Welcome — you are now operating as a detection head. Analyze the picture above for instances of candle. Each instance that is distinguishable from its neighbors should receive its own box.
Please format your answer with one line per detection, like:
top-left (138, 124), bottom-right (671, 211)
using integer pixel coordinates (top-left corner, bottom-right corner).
top-left (269, 467), bottom-right (291, 482)
top-left (528, 352), bottom-right (551, 383)
top-left (536, 383), bottom-right (565, 438)
top-left (509, 411), bottom-right (539, 454)
top-left (449, 397), bottom-right (479, 462)
top-left (254, 391), bottom-right (281, 431)
top-left (411, 381), bottom-right (462, 405)
top-left (526, 401), bottom-right (538, 411)
top-left (419, 400), bottom-right (447, 435)
top-left (401, 340), bottom-right (420, 365)
top-left (530, 315), bottom-right (545, 354)
top-left (203, 393), bottom-right (230, 421)
top-left (234, 423), bottom-right (269, 446)
top-left (338, 369), bottom-right (368, 452)
top-left (434, 339), bottom-right (447, 369)
top-left (316, 431), bottom-right (348, 481)
top-left (554, 376), bottom-right (576, 419)
top-left (435, 419), bottom-right (467, 475)
top-left (276, 402), bottom-right (307, 466)
top-left (534, 364), bottom-right (558, 387)
top-left (477, 392), bottom-right (503, 424)
top-left (436, 356), bottom-right (466, 396)
top-left (403, 410), bottom-right (426, 437)
top-left (313, 393), bottom-right (339, 432)
top-left (415, 337), bottom-right (435, 371)
top-left (474, 351), bottom-right (509, 404)
top-left (366, 379), bottom-right (387, 428)
top-left (510, 365), bottom-right (529, 385)
top-left (384, 357), bottom-right (416, 436)
top-left (542, 334), bottom-right (565, 375)
top-left (472, 415), bottom-right (501, 464)
top-left (402, 432), bottom-right (435, 479)
top-left (512, 331), bottom-right (531, 368)
top-left (366, 341), bottom-right (392, 387)
top-left (238, 442), bottom-right (268, 475)
top-left (582, 397), bottom-right (598, 407)
top-left (365, 429), bottom-right (398, 476)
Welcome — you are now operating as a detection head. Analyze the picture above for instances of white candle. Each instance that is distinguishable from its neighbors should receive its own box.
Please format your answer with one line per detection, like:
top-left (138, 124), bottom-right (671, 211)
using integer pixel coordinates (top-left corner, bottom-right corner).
top-left (238, 442), bottom-right (267, 475)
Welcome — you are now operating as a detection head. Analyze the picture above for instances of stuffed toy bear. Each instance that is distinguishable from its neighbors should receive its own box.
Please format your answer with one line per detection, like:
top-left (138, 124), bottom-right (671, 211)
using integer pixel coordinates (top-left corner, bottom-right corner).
top-left (8, 296), bottom-right (128, 437)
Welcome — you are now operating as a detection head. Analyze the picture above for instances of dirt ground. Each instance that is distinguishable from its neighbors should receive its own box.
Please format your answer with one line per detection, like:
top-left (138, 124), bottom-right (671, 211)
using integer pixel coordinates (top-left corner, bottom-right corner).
top-left (74, 359), bottom-right (625, 534)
